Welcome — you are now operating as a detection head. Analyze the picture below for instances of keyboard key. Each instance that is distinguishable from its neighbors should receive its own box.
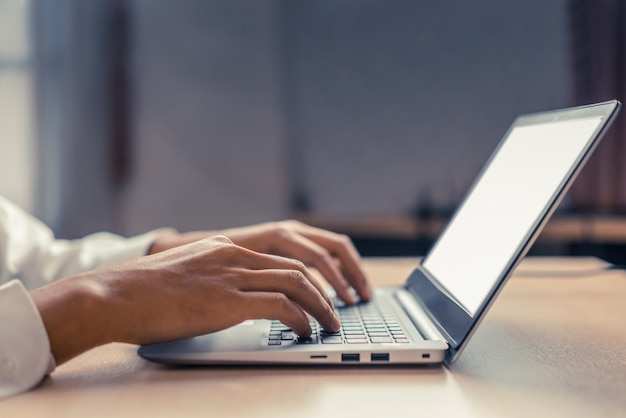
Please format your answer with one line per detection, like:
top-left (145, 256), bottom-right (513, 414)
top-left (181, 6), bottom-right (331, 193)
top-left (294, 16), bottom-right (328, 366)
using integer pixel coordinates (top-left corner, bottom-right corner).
top-left (364, 325), bottom-right (387, 330)
top-left (367, 332), bottom-right (391, 337)
top-left (275, 298), bottom-right (410, 347)
top-left (346, 339), bottom-right (368, 344)
top-left (370, 337), bottom-right (394, 344)
top-left (272, 326), bottom-right (291, 332)
top-left (366, 329), bottom-right (388, 335)
top-left (296, 336), bottom-right (317, 344)
top-left (268, 340), bottom-right (281, 345)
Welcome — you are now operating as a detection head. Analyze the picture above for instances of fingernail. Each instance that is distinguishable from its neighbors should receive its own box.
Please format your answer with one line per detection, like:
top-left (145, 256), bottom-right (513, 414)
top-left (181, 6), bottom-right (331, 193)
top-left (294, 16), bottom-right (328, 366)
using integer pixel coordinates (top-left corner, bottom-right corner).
top-left (342, 286), bottom-right (356, 304)
top-left (365, 284), bottom-right (372, 300)
top-left (304, 325), bottom-right (313, 338)
top-left (333, 313), bottom-right (341, 331)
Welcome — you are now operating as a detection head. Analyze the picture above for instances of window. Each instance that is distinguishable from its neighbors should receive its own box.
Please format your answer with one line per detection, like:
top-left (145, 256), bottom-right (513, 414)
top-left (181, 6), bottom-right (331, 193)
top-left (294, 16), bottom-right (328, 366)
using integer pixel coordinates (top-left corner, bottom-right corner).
top-left (0, 0), bottom-right (36, 211)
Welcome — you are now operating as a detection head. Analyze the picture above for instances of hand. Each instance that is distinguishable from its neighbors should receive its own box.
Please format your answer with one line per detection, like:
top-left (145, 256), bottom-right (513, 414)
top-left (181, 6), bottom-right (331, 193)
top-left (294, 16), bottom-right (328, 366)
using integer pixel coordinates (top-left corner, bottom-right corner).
top-left (31, 236), bottom-right (341, 365)
top-left (149, 220), bottom-right (371, 304)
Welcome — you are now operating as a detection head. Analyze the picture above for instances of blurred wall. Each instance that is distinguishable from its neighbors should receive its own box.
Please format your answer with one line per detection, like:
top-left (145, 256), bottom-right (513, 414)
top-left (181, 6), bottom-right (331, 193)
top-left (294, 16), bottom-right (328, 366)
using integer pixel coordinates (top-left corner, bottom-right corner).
top-left (120, 0), bottom-right (571, 235)
top-left (282, 1), bottom-right (570, 217)
top-left (33, 0), bottom-right (572, 237)
top-left (122, 0), bottom-right (288, 234)
top-left (35, 0), bottom-right (122, 236)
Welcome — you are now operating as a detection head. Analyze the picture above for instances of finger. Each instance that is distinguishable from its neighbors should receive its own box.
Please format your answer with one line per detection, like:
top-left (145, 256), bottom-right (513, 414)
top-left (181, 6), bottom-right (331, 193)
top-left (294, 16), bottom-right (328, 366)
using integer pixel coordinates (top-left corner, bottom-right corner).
top-left (232, 248), bottom-right (337, 309)
top-left (272, 231), bottom-right (358, 305)
top-left (276, 224), bottom-right (371, 304)
top-left (293, 226), bottom-right (371, 302)
top-left (234, 269), bottom-right (340, 332)
top-left (237, 291), bottom-right (313, 337)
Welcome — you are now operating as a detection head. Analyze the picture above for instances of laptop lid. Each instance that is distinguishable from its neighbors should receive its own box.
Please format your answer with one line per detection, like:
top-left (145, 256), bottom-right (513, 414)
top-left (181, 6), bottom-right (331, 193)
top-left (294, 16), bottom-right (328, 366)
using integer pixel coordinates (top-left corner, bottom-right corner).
top-left (403, 100), bottom-right (621, 365)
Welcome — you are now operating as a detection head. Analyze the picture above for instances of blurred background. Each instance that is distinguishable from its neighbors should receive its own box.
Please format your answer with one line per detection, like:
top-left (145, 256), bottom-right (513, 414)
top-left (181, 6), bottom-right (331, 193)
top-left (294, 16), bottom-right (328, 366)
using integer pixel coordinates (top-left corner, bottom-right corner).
top-left (1, 0), bottom-right (625, 261)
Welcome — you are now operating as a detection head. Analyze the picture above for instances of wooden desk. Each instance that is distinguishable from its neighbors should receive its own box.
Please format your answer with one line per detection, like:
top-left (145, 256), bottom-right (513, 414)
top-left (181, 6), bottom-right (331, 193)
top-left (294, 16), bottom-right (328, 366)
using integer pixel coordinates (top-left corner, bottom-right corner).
top-left (3, 257), bottom-right (626, 417)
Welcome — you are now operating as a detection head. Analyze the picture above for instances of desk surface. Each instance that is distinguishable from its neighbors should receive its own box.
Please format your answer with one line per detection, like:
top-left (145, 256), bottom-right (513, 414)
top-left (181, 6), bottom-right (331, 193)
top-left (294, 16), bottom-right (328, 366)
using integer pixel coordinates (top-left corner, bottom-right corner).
top-left (3, 257), bottom-right (626, 417)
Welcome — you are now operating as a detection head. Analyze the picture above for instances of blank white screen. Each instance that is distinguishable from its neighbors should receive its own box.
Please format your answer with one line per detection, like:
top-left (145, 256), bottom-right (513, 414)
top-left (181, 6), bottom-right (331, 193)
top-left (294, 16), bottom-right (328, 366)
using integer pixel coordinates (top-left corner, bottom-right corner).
top-left (422, 117), bottom-right (603, 315)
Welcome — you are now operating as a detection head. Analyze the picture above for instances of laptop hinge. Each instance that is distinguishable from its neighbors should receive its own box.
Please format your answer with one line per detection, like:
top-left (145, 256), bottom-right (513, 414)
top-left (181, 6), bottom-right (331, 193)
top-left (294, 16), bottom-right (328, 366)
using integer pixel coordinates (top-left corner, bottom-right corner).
top-left (395, 289), bottom-right (448, 343)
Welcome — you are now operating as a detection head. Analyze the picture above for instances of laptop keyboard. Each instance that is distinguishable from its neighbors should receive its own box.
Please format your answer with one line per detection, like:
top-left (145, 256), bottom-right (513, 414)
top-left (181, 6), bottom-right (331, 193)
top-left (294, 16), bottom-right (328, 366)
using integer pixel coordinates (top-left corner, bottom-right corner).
top-left (267, 300), bottom-right (410, 346)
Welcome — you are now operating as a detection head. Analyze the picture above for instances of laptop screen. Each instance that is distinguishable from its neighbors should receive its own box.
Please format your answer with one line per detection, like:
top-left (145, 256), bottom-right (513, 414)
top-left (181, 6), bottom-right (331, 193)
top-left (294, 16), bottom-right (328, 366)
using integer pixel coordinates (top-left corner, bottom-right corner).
top-left (421, 117), bottom-right (604, 316)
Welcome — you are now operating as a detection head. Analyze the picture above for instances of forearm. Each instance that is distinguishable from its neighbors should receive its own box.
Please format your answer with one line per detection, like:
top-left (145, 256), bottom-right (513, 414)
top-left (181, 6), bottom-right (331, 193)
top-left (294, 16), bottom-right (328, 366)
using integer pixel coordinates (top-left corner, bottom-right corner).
top-left (147, 223), bottom-right (277, 255)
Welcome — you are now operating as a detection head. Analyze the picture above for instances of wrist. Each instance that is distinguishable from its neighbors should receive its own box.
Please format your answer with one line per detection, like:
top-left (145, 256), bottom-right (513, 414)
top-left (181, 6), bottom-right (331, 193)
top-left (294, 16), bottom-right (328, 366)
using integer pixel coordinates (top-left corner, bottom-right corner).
top-left (31, 273), bottom-right (115, 365)
top-left (147, 230), bottom-right (188, 254)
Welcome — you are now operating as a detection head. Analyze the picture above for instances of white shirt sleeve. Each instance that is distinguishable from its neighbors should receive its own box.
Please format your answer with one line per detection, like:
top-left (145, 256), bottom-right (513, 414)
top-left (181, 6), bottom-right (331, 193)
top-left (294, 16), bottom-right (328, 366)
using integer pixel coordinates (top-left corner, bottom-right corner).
top-left (0, 195), bottom-right (175, 397)
top-left (0, 280), bottom-right (55, 398)
top-left (0, 194), bottom-right (173, 290)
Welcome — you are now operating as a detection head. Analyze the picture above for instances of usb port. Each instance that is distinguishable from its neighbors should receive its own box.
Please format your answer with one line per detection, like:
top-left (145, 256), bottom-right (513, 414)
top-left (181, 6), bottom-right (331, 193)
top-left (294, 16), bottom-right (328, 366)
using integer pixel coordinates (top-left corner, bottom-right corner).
top-left (341, 353), bottom-right (360, 362)
top-left (371, 353), bottom-right (390, 362)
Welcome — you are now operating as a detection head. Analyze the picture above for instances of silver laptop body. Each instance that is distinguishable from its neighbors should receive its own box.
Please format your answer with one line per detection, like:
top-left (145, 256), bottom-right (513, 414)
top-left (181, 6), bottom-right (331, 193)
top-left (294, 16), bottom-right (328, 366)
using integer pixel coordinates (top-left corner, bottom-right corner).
top-left (139, 100), bottom-right (621, 367)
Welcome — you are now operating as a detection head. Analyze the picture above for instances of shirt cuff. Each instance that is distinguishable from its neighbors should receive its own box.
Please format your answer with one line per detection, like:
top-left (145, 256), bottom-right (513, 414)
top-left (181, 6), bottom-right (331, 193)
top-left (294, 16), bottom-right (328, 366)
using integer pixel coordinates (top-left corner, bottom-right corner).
top-left (0, 280), bottom-right (54, 398)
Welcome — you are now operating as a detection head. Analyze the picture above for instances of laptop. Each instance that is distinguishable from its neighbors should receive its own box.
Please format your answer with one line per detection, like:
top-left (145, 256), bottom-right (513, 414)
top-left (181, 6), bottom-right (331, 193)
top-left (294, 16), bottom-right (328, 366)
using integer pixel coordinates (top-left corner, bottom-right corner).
top-left (139, 100), bottom-right (621, 367)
